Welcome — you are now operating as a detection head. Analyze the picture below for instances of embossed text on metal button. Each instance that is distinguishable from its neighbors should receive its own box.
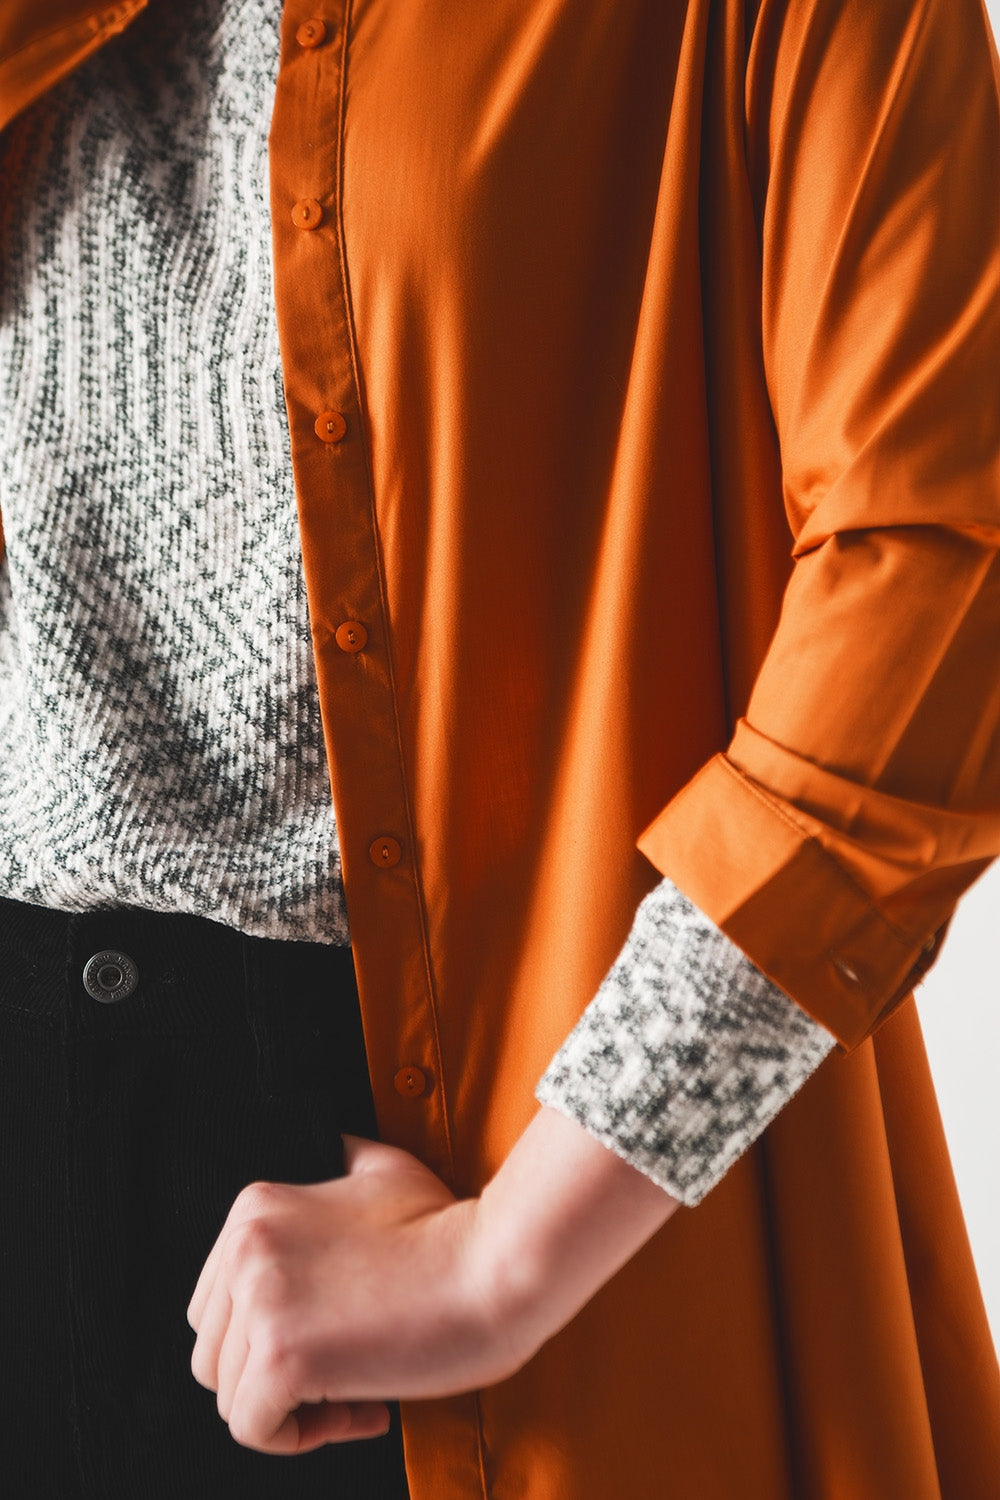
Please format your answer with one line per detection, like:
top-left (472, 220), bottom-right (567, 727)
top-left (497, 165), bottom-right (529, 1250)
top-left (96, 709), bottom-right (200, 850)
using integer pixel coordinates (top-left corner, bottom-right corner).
top-left (82, 950), bottom-right (139, 1004)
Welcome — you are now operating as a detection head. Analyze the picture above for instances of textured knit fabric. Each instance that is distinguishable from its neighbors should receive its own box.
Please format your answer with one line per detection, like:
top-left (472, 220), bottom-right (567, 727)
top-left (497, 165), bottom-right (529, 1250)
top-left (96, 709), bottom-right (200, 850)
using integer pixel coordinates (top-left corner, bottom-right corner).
top-left (537, 876), bottom-right (838, 1206)
top-left (0, 0), bottom-right (349, 944)
top-left (0, 0), bottom-right (834, 1206)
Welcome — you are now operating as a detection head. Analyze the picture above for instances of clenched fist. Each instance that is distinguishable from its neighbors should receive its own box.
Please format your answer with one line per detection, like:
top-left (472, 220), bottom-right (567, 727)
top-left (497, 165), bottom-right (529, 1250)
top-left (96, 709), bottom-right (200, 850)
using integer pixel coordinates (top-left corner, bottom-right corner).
top-left (188, 1107), bottom-right (677, 1457)
top-left (187, 1135), bottom-right (522, 1455)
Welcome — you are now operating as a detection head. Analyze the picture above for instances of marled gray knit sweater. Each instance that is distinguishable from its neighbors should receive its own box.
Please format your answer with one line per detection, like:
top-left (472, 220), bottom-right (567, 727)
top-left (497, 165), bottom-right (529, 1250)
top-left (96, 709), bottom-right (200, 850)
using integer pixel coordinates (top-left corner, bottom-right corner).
top-left (0, 0), bottom-right (835, 1207)
top-left (0, 0), bottom-right (348, 944)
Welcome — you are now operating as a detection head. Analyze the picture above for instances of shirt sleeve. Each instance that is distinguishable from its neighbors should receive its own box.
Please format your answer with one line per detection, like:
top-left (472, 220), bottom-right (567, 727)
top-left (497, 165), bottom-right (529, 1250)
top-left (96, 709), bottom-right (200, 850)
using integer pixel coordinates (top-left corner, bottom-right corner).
top-left (635, 0), bottom-right (1000, 1050)
top-left (535, 875), bottom-right (836, 1206)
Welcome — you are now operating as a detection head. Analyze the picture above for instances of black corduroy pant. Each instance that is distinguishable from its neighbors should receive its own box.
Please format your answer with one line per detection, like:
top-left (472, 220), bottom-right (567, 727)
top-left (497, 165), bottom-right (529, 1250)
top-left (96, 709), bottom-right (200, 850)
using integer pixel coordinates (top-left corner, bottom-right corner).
top-left (0, 895), bottom-right (411, 1500)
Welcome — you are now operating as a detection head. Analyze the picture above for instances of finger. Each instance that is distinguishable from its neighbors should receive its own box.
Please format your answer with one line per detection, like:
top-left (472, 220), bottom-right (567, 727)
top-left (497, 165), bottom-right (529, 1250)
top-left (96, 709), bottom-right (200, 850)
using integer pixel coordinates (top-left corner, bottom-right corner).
top-left (216, 1322), bottom-right (250, 1424)
top-left (189, 1182), bottom-right (283, 1328)
top-left (294, 1400), bottom-right (393, 1452)
top-left (226, 1347), bottom-right (302, 1455)
top-left (189, 1278), bottom-right (233, 1393)
top-left (188, 1230), bottom-right (227, 1330)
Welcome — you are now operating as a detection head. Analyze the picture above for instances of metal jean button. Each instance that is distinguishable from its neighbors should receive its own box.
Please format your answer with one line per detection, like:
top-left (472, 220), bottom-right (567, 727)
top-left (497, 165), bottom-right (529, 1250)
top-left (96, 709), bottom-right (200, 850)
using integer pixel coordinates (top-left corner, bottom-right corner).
top-left (82, 950), bottom-right (139, 1004)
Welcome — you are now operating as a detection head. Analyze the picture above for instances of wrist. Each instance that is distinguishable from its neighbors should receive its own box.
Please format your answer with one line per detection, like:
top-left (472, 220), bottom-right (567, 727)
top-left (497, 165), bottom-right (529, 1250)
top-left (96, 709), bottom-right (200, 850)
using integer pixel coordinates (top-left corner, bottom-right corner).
top-left (469, 1106), bottom-right (680, 1366)
top-left (418, 1193), bottom-right (534, 1388)
top-left (462, 1187), bottom-right (553, 1374)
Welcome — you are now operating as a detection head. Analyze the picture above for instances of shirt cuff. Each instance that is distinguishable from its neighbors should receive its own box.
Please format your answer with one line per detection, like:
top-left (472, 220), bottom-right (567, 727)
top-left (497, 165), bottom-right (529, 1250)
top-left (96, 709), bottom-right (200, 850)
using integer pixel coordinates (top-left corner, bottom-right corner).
top-left (534, 875), bottom-right (837, 1207)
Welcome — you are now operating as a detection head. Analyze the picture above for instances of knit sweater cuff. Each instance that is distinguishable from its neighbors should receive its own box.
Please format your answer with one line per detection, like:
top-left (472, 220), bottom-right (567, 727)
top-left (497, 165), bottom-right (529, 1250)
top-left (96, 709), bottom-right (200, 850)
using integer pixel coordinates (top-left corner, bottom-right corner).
top-left (534, 875), bottom-right (837, 1207)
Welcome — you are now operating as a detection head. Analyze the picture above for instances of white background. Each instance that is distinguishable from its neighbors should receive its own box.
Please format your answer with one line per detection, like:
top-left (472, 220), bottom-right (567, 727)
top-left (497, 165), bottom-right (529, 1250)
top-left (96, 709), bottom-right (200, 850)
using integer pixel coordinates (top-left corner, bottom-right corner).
top-left (917, 858), bottom-right (999, 1356)
top-left (914, 0), bottom-right (1000, 1358)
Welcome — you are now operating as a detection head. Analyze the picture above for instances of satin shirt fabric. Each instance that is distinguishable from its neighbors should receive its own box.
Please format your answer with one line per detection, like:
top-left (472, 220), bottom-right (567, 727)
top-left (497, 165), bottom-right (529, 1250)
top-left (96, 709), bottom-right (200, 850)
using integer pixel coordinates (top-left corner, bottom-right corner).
top-left (2, 1), bottom-right (999, 1495)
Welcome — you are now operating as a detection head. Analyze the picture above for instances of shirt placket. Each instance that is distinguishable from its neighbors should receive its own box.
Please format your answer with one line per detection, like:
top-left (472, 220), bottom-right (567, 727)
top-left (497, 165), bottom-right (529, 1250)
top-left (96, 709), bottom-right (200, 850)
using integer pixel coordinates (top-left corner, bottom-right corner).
top-left (268, 11), bottom-right (493, 1494)
top-left (267, 2), bottom-right (453, 1185)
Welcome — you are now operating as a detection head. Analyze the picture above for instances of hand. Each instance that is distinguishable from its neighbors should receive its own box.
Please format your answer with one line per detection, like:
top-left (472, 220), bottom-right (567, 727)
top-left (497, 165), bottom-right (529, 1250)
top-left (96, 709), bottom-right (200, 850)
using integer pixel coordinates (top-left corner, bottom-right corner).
top-left (187, 1135), bottom-right (522, 1456)
top-left (188, 1107), bottom-right (679, 1457)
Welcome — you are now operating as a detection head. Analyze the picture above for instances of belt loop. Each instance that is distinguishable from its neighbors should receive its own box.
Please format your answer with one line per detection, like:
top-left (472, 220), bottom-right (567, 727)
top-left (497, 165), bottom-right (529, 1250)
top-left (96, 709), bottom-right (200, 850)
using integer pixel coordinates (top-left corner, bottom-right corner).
top-left (62, 912), bottom-right (82, 1048)
top-left (241, 930), bottom-right (277, 1100)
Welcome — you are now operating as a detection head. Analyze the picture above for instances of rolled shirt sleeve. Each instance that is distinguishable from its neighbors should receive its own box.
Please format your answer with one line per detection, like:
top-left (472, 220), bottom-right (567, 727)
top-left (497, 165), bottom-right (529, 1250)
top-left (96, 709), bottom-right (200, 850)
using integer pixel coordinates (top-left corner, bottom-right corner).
top-left (536, 875), bottom-right (836, 1206)
top-left (638, 0), bottom-right (1000, 1050)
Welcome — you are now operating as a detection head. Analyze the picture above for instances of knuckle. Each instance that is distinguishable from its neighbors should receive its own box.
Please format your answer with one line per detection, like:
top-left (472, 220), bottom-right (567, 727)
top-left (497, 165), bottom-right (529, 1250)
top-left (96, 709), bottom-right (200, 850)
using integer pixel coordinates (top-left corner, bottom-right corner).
top-left (235, 1180), bottom-right (284, 1216)
top-left (229, 1214), bottom-right (279, 1265)
top-left (257, 1326), bottom-right (301, 1387)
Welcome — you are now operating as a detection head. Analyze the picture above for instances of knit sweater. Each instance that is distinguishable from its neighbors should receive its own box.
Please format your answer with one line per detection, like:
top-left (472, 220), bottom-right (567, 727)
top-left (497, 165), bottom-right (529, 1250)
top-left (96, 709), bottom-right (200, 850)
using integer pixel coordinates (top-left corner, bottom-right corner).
top-left (0, 0), bottom-right (834, 1207)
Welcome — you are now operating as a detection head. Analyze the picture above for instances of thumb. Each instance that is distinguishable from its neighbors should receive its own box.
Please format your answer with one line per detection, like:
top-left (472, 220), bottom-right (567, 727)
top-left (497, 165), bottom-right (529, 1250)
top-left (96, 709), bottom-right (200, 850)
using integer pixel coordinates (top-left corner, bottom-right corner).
top-left (341, 1133), bottom-right (419, 1176)
top-left (293, 1400), bottom-right (392, 1452)
top-left (340, 1136), bottom-right (454, 1202)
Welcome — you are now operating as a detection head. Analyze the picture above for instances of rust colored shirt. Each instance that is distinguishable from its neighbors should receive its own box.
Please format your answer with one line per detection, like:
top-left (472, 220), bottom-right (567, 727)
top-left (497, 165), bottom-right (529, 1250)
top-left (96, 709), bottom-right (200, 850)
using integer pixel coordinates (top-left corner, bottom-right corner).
top-left (2, 2), bottom-right (999, 1497)
top-left (0, 0), bottom-right (834, 1215)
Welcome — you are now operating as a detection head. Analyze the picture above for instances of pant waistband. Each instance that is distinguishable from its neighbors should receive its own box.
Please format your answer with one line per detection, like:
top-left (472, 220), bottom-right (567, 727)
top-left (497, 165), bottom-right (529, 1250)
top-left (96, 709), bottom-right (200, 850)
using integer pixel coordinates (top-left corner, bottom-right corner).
top-left (0, 893), bottom-right (359, 1038)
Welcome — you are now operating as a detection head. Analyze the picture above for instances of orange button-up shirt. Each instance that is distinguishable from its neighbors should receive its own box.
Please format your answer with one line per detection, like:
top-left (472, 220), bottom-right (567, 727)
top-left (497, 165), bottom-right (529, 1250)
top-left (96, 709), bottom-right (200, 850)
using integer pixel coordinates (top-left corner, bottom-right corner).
top-left (3, 1), bottom-right (1000, 1495)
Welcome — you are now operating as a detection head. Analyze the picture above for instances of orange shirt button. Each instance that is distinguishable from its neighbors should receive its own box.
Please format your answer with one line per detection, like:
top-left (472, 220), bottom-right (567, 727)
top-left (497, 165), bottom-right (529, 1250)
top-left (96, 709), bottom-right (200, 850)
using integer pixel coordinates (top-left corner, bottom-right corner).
top-left (335, 621), bottom-right (368, 653)
top-left (296, 18), bottom-right (327, 47)
top-left (394, 1066), bottom-right (427, 1099)
top-left (314, 409), bottom-right (347, 444)
top-left (291, 198), bottom-right (323, 230)
top-left (369, 836), bottom-right (402, 868)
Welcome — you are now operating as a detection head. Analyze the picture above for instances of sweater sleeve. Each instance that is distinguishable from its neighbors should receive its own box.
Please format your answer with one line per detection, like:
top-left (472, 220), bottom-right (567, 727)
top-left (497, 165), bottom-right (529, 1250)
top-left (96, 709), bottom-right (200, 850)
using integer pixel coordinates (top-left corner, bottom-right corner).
top-left (534, 875), bottom-right (836, 1207)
